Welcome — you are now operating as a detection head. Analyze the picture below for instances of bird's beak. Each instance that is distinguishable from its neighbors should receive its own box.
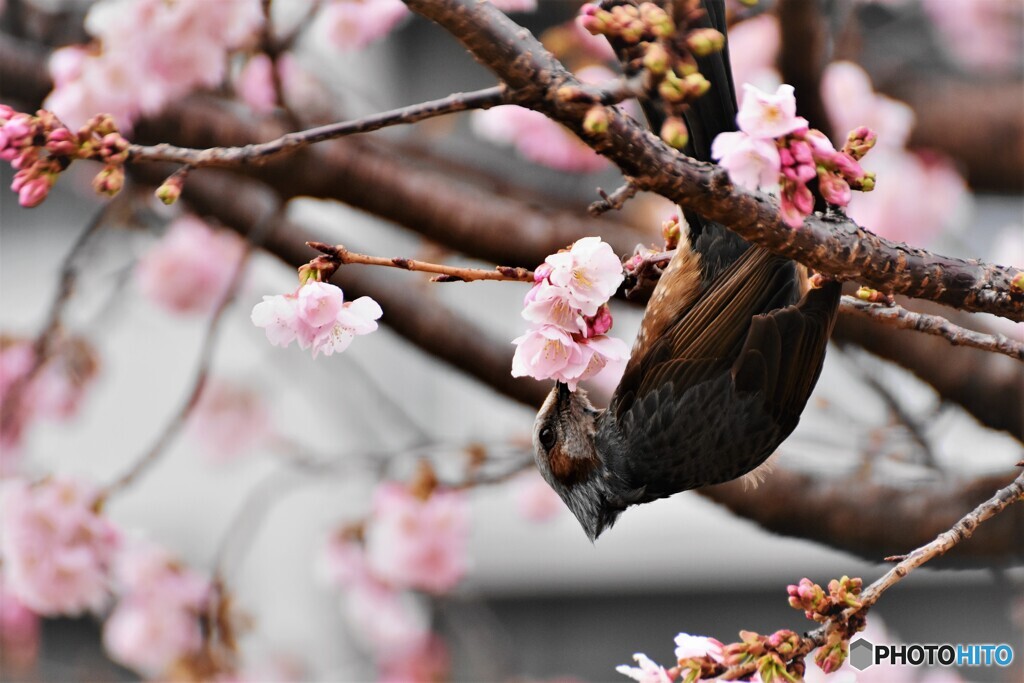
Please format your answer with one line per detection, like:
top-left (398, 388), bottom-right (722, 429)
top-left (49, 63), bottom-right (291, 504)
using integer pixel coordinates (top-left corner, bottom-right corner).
top-left (556, 381), bottom-right (571, 401)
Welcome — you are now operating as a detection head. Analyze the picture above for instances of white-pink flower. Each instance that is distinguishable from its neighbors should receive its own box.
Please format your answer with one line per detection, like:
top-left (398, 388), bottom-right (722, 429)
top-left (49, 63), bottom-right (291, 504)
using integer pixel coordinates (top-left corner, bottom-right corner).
top-left (251, 282), bottom-right (383, 358)
top-left (736, 84), bottom-right (808, 139)
top-left (674, 633), bottom-right (725, 662)
top-left (522, 280), bottom-right (587, 334)
top-left (544, 236), bottom-right (625, 317)
top-left (135, 215), bottom-right (246, 316)
top-left (616, 653), bottom-right (674, 683)
top-left (344, 579), bottom-right (431, 655)
top-left (0, 477), bottom-right (120, 616)
top-left (711, 131), bottom-right (782, 191)
top-left (102, 542), bottom-right (208, 676)
top-left (511, 325), bottom-right (629, 391)
top-left (364, 483), bottom-right (469, 594)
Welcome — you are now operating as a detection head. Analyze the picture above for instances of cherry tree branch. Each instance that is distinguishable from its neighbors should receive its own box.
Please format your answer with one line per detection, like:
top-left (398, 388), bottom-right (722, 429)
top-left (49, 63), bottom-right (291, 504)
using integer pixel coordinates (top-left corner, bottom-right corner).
top-left (126, 86), bottom-right (507, 167)
top-left (402, 0), bottom-right (1024, 322)
top-left (307, 241), bottom-right (535, 283)
top-left (712, 470), bottom-right (1024, 681)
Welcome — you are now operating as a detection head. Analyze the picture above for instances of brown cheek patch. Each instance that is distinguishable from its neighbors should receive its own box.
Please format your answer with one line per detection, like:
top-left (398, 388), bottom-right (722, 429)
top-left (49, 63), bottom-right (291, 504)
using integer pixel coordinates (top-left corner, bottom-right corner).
top-left (548, 444), bottom-right (597, 486)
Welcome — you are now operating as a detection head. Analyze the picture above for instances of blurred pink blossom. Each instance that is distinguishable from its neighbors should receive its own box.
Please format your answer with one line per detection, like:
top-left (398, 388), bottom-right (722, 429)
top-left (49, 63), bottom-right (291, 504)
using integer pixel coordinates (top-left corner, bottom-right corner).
top-left (728, 14), bottom-right (782, 98)
top-left (236, 53), bottom-right (308, 114)
top-left (103, 542), bottom-right (209, 676)
top-left (0, 576), bottom-right (40, 673)
top-left (511, 470), bottom-right (565, 522)
top-left (135, 215), bottom-right (246, 315)
top-left (616, 652), bottom-right (674, 683)
top-left (846, 148), bottom-right (967, 246)
top-left (187, 379), bottom-right (270, 463)
top-left (922, 0), bottom-right (1023, 74)
top-left (346, 578), bottom-right (431, 655)
top-left (821, 61), bottom-right (915, 149)
top-left (364, 483), bottom-right (470, 594)
top-left (473, 66), bottom-right (614, 173)
top-left (0, 477), bottom-right (120, 616)
top-left (252, 282), bottom-right (383, 358)
top-left (45, 0), bottom-right (262, 130)
top-left (378, 634), bottom-right (450, 683)
top-left (319, 0), bottom-right (410, 52)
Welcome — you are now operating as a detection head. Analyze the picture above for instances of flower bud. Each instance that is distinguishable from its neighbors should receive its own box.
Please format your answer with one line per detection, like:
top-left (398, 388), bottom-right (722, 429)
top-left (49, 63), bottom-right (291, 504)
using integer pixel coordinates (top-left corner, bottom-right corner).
top-left (585, 304), bottom-right (613, 337)
top-left (45, 127), bottom-right (78, 157)
top-left (1012, 272), bottom-right (1024, 295)
top-left (658, 72), bottom-right (687, 103)
top-left (639, 2), bottom-right (674, 37)
top-left (155, 176), bottom-right (184, 206)
top-left (661, 117), bottom-right (690, 149)
top-left (850, 171), bottom-right (875, 192)
top-left (583, 105), bottom-right (610, 134)
top-left (686, 28), bottom-right (725, 57)
top-left (99, 133), bottom-right (130, 164)
top-left (842, 126), bottom-right (877, 160)
top-left (15, 174), bottom-right (52, 208)
top-left (92, 165), bottom-right (124, 197)
top-left (855, 287), bottom-right (892, 304)
top-left (818, 171), bottom-right (852, 206)
top-left (643, 42), bottom-right (670, 76)
top-left (683, 72), bottom-right (711, 99)
top-left (661, 214), bottom-right (681, 250)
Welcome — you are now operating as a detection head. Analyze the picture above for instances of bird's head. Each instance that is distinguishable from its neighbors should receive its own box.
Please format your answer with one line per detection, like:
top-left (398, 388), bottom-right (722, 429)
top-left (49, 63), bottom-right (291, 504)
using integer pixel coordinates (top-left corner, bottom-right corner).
top-left (532, 382), bottom-right (621, 540)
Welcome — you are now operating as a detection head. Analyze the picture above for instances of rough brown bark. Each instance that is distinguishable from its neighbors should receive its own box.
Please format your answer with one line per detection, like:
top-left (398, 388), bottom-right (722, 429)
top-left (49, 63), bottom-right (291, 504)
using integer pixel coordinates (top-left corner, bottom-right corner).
top-left (402, 0), bottom-right (1024, 321)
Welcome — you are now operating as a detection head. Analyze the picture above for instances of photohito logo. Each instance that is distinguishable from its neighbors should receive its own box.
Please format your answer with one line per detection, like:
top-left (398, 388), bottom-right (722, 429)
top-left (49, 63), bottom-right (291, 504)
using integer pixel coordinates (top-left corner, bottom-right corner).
top-left (849, 638), bottom-right (1015, 671)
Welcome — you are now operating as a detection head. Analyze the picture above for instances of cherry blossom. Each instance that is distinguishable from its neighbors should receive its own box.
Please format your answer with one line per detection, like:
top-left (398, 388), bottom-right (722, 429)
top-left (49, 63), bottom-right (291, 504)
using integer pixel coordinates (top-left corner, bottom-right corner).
top-left (364, 482), bottom-right (470, 593)
top-left (319, 0), bottom-right (410, 52)
top-left (736, 84), bottom-right (808, 139)
top-left (544, 236), bottom-right (626, 317)
top-left (821, 61), bottom-right (915, 150)
top-left (616, 652), bottom-right (675, 683)
top-left (728, 14), bottom-right (782, 98)
top-left (511, 325), bottom-right (630, 391)
top-left (674, 632), bottom-right (725, 662)
top-left (187, 379), bottom-right (270, 463)
top-left (135, 215), bottom-right (246, 315)
top-left (251, 282), bottom-right (383, 358)
top-left (0, 477), bottom-right (120, 616)
top-left (45, 0), bottom-right (262, 130)
top-left (103, 542), bottom-right (209, 676)
top-left (710, 131), bottom-right (782, 191)
top-left (922, 0), bottom-right (1023, 74)
top-left (511, 470), bottom-right (565, 522)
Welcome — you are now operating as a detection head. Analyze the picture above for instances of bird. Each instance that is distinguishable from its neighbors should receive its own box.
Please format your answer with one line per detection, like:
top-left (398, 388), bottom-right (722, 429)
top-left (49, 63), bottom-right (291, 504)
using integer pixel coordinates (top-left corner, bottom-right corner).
top-left (531, 0), bottom-right (842, 540)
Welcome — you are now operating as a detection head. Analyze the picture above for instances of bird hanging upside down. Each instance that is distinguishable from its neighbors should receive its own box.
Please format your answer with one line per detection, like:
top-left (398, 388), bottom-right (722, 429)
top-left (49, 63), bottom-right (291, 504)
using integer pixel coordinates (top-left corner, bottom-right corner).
top-left (532, 0), bottom-right (841, 540)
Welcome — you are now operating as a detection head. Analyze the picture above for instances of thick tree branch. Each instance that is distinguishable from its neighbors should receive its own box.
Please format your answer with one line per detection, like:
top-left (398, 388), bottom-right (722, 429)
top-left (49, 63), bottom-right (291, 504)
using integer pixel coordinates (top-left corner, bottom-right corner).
top-left (402, 0), bottom-right (1023, 321)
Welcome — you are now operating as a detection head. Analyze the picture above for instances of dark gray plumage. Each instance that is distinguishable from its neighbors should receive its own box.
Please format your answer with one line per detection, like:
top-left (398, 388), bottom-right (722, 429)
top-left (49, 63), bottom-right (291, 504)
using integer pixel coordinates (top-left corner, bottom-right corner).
top-left (531, 0), bottom-right (841, 540)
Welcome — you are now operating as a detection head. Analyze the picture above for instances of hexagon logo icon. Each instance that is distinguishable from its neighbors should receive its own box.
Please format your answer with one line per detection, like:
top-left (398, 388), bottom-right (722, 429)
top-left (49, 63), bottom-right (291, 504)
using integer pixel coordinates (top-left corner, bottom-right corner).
top-left (850, 638), bottom-right (875, 671)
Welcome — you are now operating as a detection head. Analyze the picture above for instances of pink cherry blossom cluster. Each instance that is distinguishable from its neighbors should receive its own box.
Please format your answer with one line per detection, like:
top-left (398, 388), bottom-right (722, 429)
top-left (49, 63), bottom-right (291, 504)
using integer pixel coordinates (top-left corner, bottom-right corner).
top-left (0, 106), bottom-right (129, 208)
top-left (45, 0), bottom-right (262, 131)
top-left (318, 0), bottom-right (536, 53)
top-left (616, 633), bottom-right (725, 683)
top-left (712, 83), bottom-right (877, 228)
top-left (472, 65), bottom-right (613, 173)
top-left (102, 543), bottom-right (210, 676)
top-left (251, 281), bottom-right (383, 358)
top-left (187, 378), bottom-right (270, 464)
top-left (134, 215), bottom-right (247, 316)
top-left (512, 237), bottom-right (630, 391)
top-left (0, 337), bottom-right (99, 472)
top-left (0, 477), bottom-right (120, 617)
top-left (321, 481), bottom-right (468, 678)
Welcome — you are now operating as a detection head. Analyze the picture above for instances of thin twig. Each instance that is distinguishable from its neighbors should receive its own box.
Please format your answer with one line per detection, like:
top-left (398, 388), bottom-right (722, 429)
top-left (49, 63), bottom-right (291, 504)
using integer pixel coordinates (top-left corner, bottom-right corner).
top-left (307, 241), bottom-right (535, 283)
top-left (103, 210), bottom-right (279, 497)
top-left (589, 178), bottom-right (639, 216)
top-left (126, 86), bottom-right (507, 167)
top-left (0, 199), bottom-right (119, 436)
top-left (840, 296), bottom-right (1024, 361)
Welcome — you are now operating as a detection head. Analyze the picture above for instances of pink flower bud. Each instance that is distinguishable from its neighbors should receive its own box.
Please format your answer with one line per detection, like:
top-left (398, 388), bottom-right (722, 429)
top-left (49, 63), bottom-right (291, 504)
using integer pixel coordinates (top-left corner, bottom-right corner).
top-left (533, 262), bottom-right (553, 283)
top-left (842, 125), bottom-right (877, 160)
top-left (99, 133), bottom-right (129, 164)
top-left (16, 176), bottom-right (51, 208)
top-left (91, 165), bottom-right (124, 197)
top-left (45, 127), bottom-right (78, 157)
top-left (0, 104), bottom-right (14, 123)
top-left (818, 171), bottom-right (852, 206)
top-left (585, 304), bottom-right (613, 337)
top-left (661, 116), bottom-right (690, 149)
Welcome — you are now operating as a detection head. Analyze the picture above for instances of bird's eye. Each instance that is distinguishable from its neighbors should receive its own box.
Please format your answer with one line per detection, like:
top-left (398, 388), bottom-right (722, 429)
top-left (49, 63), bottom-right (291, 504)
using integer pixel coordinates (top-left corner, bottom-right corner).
top-left (539, 426), bottom-right (556, 451)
